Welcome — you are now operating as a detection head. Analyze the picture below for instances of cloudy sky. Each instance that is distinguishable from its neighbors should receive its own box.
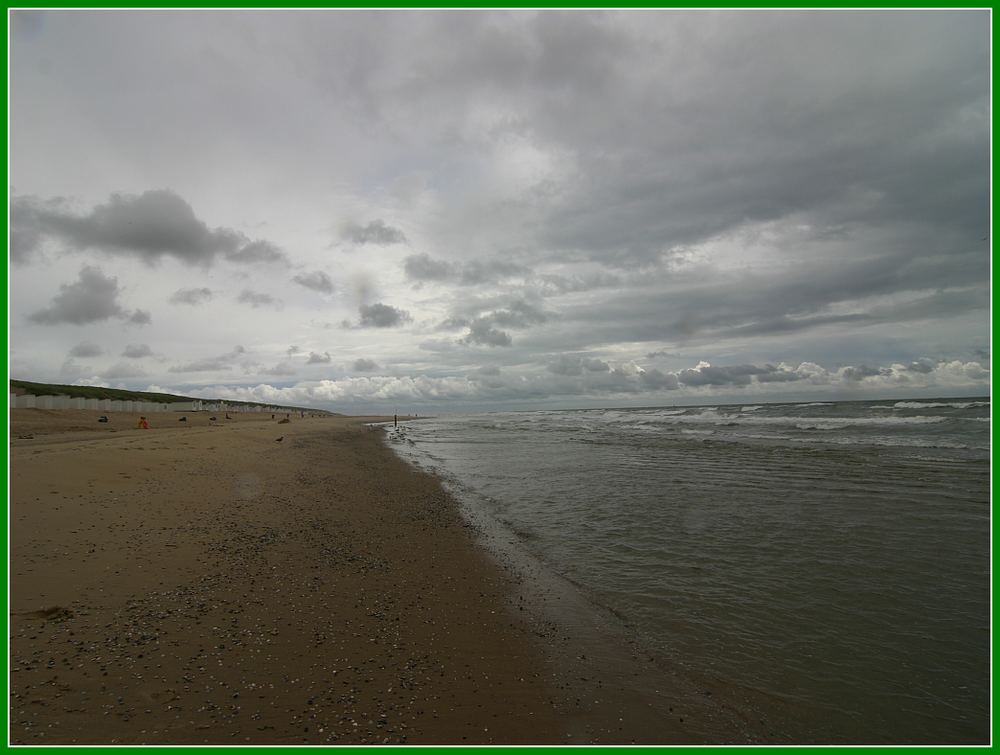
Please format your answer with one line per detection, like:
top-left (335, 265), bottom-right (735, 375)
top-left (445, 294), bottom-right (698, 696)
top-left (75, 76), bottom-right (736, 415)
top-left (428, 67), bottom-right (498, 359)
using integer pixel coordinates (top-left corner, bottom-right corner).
top-left (9, 9), bottom-right (991, 411)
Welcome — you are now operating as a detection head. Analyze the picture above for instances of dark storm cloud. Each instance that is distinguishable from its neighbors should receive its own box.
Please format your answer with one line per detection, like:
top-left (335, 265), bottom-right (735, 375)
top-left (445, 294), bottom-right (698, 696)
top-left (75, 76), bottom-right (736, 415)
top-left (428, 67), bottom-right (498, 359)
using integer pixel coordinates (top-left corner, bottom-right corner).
top-left (11, 190), bottom-right (289, 266)
top-left (237, 290), bottom-right (281, 309)
top-left (68, 342), bottom-right (103, 358)
top-left (488, 299), bottom-right (550, 328)
top-left (357, 302), bottom-right (411, 328)
top-left (640, 368), bottom-right (680, 390)
top-left (169, 345), bottom-right (246, 373)
top-left (9, 195), bottom-right (55, 265)
top-left (724, 313), bottom-right (875, 339)
top-left (292, 270), bottom-right (334, 294)
top-left (28, 266), bottom-right (126, 325)
top-left (7, 11), bottom-right (989, 404)
top-left (404, 254), bottom-right (452, 282)
top-left (536, 271), bottom-right (622, 295)
top-left (677, 363), bottom-right (775, 387)
top-left (122, 343), bottom-right (153, 359)
top-left (842, 364), bottom-right (891, 381)
top-left (446, 295), bottom-right (550, 333)
top-left (552, 248), bottom-right (987, 355)
top-left (170, 287), bottom-right (214, 305)
top-left (225, 240), bottom-right (289, 266)
top-left (125, 309), bottom-right (152, 326)
top-left (526, 14), bottom-right (988, 267)
top-left (462, 319), bottom-right (512, 347)
top-left (446, 294), bottom-right (551, 348)
top-left (341, 219), bottom-right (407, 245)
top-left (547, 354), bottom-right (611, 376)
top-left (379, 10), bottom-right (986, 289)
top-left (307, 351), bottom-right (332, 364)
top-left (353, 358), bottom-right (378, 372)
top-left (756, 368), bottom-right (805, 383)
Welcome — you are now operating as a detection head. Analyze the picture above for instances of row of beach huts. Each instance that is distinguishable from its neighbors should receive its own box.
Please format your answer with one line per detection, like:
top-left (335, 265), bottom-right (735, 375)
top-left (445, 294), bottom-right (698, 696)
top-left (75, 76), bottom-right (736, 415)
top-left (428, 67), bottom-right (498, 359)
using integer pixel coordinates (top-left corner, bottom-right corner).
top-left (8, 394), bottom-right (285, 414)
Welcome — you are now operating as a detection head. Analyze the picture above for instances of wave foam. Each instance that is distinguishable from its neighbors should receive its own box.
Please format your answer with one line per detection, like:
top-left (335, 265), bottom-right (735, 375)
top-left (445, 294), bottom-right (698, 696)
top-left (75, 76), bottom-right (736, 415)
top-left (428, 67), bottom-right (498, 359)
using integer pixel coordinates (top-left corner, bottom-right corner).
top-left (893, 401), bottom-right (989, 410)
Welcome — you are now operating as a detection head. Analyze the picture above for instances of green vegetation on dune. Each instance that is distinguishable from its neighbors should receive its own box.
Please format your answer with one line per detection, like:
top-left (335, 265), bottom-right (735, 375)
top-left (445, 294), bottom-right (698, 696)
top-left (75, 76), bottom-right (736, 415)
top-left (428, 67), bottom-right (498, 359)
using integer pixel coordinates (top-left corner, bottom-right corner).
top-left (9, 379), bottom-right (327, 414)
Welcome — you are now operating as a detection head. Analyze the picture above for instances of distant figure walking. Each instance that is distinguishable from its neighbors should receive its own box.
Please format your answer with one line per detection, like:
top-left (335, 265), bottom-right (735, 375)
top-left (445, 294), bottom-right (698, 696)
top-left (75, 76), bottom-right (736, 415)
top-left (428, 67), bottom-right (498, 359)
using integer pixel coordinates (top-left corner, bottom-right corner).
top-left (138, 416), bottom-right (150, 430)
top-left (394, 414), bottom-right (398, 428)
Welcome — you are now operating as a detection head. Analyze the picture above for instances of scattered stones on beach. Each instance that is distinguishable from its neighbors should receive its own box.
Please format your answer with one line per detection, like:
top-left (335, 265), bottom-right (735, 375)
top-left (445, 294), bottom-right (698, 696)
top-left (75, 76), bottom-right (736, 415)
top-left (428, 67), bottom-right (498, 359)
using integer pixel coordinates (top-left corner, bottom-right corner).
top-left (9, 414), bottom-right (568, 745)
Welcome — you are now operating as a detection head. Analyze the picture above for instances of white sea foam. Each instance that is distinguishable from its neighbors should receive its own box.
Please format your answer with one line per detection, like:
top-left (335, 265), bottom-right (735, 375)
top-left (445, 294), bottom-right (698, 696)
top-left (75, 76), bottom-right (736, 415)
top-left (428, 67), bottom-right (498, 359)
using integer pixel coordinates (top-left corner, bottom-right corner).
top-left (793, 416), bottom-right (947, 430)
top-left (741, 405), bottom-right (764, 412)
top-left (894, 401), bottom-right (989, 410)
top-left (646, 413), bottom-right (948, 429)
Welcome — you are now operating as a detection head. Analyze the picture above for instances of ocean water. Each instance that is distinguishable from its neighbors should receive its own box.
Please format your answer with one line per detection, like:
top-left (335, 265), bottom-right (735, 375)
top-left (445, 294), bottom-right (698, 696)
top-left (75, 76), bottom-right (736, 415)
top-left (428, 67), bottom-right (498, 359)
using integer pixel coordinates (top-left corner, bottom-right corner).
top-left (385, 398), bottom-right (991, 744)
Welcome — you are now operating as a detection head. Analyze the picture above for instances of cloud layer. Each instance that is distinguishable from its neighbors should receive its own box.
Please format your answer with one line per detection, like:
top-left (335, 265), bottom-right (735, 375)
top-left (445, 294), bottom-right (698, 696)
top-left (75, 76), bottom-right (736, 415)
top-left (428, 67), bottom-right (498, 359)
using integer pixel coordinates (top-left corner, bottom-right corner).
top-left (9, 10), bottom-right (989, 410)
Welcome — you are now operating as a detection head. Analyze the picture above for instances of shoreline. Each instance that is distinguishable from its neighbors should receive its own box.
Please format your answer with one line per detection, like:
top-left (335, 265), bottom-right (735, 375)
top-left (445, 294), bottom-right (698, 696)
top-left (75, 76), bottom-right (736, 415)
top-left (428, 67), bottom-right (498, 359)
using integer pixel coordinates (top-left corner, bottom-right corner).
top-left (383, 422), bottom-right (777, 745)
top-left (10, 408), bottom-right (757, 744)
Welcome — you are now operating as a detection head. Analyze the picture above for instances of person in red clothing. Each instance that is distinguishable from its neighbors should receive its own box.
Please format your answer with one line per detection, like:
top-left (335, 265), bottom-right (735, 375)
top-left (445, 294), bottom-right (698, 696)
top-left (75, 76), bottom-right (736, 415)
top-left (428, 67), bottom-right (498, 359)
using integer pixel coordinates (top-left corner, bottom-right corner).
top-left (138, 416), bottom-right (149, 429)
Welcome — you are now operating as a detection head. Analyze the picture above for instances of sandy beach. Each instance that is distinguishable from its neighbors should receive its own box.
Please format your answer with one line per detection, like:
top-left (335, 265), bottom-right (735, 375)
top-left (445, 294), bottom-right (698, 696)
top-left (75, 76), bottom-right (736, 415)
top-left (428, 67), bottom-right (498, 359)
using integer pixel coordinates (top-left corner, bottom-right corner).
top-left (9, 408), bottom-right (759, 745)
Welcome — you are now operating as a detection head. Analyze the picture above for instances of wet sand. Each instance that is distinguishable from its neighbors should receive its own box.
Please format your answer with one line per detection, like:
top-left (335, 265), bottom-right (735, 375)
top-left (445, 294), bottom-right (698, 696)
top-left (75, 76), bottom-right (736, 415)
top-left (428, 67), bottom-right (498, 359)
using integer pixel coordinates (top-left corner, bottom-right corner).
top-left (9, 408), bottom-right (760, 744)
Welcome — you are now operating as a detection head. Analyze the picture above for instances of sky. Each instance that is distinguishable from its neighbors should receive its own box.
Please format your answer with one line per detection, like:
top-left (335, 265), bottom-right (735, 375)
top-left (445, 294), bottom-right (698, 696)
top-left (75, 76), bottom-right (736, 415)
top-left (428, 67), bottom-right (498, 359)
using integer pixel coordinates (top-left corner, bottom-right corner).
top-left (8, 9), bottom-right (991, 412)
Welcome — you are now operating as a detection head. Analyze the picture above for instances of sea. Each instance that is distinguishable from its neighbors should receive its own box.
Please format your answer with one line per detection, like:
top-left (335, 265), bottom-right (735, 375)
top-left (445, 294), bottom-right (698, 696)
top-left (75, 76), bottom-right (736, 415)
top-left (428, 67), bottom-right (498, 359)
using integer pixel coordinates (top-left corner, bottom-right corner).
top-left (384, 397), bottom-right (991, 744)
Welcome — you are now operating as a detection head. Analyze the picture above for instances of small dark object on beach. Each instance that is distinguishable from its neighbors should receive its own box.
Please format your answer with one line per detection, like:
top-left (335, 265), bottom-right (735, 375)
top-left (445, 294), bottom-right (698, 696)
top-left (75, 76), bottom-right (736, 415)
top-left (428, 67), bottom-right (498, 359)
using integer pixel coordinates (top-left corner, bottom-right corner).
top-left (17, 434), bottom-right (33, 440)
top-left (226, 413), bottom-right (232, 419)
top-left (209, 416), bottom-right (218, 421)
top-left (278, 418), bottom-right (290, 424)
top-left (275, 436), bottom-right (284, 442)
top-left (178, 416), bottom-right (187, 422)
top-left (98, 415), bottom-right (109, 423)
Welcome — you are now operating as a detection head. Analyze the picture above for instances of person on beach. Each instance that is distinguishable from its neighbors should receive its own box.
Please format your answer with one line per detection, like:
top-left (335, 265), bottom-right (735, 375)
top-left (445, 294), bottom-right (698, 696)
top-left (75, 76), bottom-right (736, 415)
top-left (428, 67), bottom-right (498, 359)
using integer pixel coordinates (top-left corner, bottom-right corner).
top-left (137, 416), bottom-right (149, 429)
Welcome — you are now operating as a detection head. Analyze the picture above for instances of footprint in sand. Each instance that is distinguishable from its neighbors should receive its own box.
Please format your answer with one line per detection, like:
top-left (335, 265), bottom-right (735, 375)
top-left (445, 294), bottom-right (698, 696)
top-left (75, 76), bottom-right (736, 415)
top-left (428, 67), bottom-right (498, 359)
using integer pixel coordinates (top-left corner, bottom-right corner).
top-left (148, 688), bottom-right (181, 704)
top-left (19, 606), bottom-right (74, 622)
